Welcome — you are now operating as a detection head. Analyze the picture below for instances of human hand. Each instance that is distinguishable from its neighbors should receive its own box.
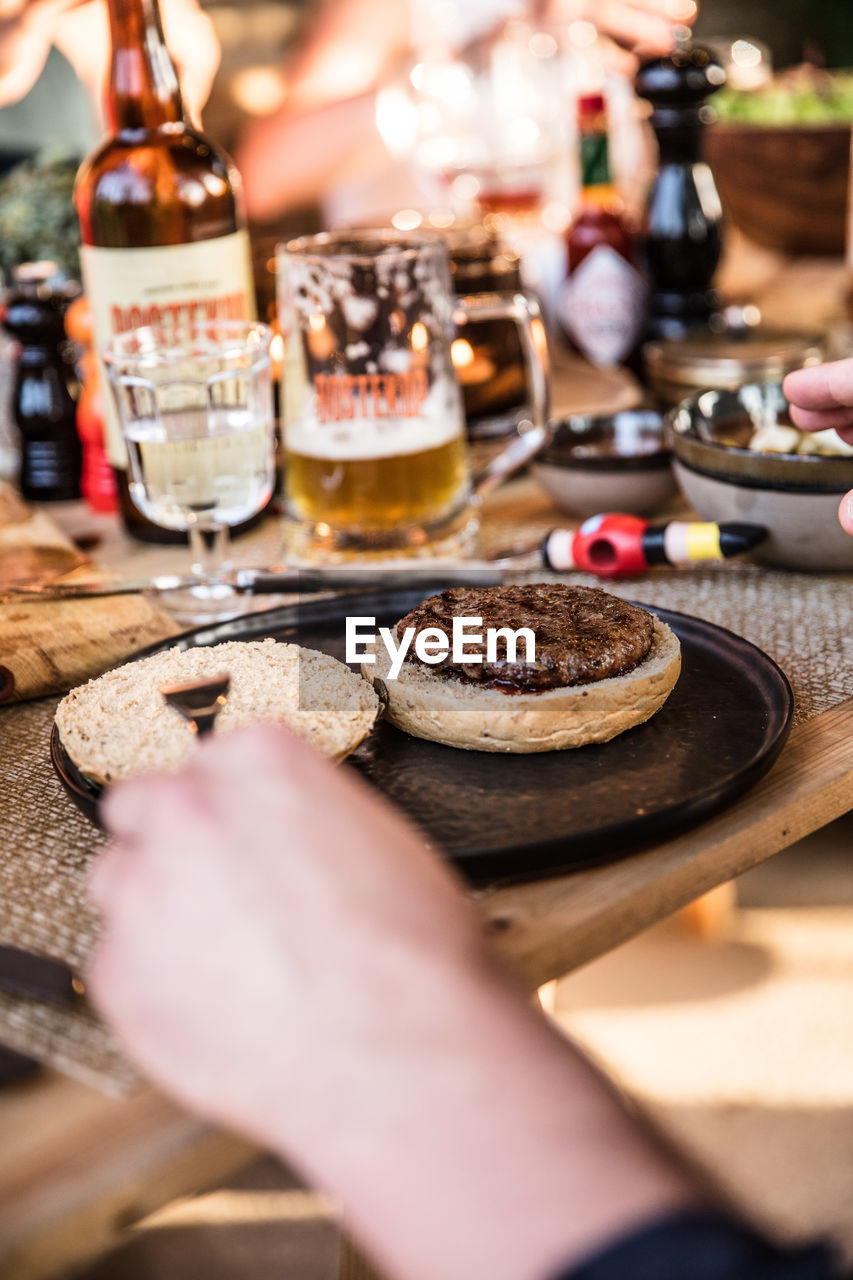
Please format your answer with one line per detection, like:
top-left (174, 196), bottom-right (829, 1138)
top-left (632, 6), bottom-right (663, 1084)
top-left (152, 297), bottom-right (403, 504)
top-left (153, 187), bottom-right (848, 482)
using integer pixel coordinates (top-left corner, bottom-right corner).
top-left (0, 0), bottom-right (80, 105)
top-left (89, 724), bottom-right (485, 1148)
top-left (0, 0), bottom-right (219, 120)
top-left (90, 723), bottom-right (700, 1280)
top-left (783, 360), bottom-right (853, 534)
top-left (548, 0), bottom-right (697, 73)
top-left (586, 0), bottom-right (697, 55)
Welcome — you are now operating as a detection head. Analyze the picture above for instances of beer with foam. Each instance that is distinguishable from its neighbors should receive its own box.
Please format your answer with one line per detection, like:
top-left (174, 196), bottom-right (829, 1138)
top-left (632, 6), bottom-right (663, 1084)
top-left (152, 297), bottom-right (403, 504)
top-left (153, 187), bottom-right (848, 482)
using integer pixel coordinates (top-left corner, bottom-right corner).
top-left (278, 232), bottom-right (474, 559)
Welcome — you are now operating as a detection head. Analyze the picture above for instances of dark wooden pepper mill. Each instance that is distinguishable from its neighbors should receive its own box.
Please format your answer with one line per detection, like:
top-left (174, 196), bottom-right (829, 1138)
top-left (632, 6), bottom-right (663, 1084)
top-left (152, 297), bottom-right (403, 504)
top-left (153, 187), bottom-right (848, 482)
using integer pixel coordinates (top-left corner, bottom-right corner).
top-left (3, 262), bottom-right (81, 502)
top-left (635, 48), bottom-right (727, 340)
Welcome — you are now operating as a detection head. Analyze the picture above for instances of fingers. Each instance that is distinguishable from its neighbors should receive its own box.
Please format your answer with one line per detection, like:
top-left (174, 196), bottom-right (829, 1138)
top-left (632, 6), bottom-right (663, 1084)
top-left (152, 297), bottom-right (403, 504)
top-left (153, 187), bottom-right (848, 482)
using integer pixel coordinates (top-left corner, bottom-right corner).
top-left (88, 836), bottom-right (136, 914)
top-left (840, 492), bottom-right (853, 537)
top-left (598, 35), bottom-right (640, 77)
top-left (99, 768), bottom-right (209, 846)
top-left (162, 0), bottom-right (220, 117)
top-left (594, 0), bottom-right (695, 53)
top-left (784, 359), bottom-right (853, 414)
top-left (788, 404), bottom-right (853, 434)
top-left (188, 721), bottom-right (303, 782)
top-left (91, 722), bottom-right (472, 967)
top-left (596, 0), bottom-right (674, 52)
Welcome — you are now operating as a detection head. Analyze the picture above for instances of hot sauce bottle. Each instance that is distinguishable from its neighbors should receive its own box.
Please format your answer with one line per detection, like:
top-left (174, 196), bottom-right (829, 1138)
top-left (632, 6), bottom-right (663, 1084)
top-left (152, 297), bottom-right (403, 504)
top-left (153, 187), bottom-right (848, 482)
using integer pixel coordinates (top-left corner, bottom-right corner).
top-left (64, 296), bottom-right (116, 514)
top-left (556, 93), bottom-right (647, 368)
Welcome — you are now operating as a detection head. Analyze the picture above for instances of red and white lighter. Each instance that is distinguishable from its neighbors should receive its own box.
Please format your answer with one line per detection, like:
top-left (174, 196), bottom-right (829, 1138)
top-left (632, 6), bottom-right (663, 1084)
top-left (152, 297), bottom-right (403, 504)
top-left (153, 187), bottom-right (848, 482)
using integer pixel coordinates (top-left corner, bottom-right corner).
top-left (543, 513), bottom-right (766, 579)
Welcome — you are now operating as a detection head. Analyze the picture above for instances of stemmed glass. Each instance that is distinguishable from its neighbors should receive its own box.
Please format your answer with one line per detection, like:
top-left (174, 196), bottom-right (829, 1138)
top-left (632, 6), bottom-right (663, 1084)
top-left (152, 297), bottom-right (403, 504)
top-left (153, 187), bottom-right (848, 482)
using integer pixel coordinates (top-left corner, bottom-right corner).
top-left (103, 320), bottom-right (275, 622)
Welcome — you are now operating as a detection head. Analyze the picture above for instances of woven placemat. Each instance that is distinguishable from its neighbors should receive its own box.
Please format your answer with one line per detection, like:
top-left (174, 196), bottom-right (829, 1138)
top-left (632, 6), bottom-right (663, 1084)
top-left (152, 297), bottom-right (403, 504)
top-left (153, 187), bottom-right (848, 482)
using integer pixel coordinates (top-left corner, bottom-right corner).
top-left (1, 512), bottom-right (852, 1089)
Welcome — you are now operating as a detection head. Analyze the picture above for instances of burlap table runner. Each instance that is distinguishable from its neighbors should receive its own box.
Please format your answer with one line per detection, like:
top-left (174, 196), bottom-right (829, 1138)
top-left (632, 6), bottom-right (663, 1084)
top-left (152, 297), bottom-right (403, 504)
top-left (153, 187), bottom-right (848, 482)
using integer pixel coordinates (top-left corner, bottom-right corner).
top-left (1, 481), bottom-right (852, 1091)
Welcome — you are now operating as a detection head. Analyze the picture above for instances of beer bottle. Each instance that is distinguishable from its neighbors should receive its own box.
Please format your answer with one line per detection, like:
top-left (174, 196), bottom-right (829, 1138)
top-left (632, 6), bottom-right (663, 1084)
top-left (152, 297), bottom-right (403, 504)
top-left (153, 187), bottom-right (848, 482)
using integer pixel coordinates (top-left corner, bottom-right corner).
top-left (557, 93), bottom-right (647, 369)
top-left (75, 0), bottom-right (256, 542)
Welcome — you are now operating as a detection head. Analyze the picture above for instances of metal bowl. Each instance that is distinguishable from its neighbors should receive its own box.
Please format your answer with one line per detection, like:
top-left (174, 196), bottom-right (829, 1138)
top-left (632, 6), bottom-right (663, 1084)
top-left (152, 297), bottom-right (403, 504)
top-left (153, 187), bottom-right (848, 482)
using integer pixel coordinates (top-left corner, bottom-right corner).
top-left (644, 327), bottom-right (825, 407)
top-left (666, 383), bottom-right (853, 570)
top-left (532, 411), bottom-right (676, 518)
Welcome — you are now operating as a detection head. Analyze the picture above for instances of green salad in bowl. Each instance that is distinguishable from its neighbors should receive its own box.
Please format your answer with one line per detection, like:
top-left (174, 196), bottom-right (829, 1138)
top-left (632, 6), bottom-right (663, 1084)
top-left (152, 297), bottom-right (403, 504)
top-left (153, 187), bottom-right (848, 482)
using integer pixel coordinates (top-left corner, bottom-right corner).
top-left (706, 67), bottom-right (852, 253)
top-left (715, 67), bottom-right (853, 126)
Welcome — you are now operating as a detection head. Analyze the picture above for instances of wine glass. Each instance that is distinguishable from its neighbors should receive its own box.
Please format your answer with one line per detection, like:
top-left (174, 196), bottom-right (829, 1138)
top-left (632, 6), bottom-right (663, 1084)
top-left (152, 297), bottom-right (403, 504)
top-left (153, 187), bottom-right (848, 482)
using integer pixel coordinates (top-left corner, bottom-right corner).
top-left (103, 320), bottom-right (275, 622)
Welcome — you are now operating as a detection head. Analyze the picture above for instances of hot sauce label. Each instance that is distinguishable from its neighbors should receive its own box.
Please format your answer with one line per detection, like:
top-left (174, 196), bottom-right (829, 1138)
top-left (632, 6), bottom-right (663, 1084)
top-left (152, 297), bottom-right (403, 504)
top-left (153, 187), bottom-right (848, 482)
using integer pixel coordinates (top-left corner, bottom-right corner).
top-left (80, 231), bottom-right (256, 465)
top-left (558, 244), bottom-right (647, 369)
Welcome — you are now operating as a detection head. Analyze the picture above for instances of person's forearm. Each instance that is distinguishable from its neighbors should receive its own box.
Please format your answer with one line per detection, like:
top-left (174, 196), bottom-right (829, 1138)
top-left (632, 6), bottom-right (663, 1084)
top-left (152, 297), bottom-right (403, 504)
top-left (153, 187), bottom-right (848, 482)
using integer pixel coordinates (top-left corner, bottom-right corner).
top-left (236, 89), bottom-right (380, 220)
top-left (267, 956), bottom-right (701, 1280)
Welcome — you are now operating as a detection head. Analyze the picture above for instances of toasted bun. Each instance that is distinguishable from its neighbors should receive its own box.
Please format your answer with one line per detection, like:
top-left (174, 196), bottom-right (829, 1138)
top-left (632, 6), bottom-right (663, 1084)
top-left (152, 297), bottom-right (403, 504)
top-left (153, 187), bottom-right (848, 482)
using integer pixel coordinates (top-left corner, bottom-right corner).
top-left (56, 639), bottom-right (380, 783)
top-left (363, 615), bottom-right (680, 753)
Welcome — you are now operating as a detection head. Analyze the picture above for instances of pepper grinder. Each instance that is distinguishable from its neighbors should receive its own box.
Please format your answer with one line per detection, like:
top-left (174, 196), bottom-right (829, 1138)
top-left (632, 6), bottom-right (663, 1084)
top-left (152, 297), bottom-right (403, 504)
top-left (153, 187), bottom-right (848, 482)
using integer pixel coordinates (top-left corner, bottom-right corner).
top-left (2, 262), bottom-right (81, 502)
top-left (635, 48), bottom-right (727, 340)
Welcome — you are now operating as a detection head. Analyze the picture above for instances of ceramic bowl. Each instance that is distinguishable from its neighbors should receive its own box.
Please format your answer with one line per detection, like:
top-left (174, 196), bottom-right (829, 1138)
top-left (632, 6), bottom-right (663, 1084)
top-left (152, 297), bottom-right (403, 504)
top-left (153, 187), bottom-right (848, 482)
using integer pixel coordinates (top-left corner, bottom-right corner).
top-left (666, 382), bottom-right (853, 571)
top-left (532, 411), bottom-right (676, 518)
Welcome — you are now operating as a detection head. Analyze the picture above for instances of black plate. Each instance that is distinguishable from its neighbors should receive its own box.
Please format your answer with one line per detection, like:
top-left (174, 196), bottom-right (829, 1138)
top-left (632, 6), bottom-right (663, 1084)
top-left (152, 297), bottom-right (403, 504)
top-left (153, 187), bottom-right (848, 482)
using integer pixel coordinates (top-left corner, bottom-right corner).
top-left (52, 592), bottom-right (793, 883)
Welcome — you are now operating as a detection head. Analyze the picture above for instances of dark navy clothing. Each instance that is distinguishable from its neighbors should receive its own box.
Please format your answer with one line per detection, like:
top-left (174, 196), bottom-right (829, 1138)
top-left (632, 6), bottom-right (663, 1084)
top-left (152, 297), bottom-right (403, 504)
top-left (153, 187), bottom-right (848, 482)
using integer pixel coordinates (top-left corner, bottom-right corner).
top-left (553, 1212), bottom-right (842, 1280)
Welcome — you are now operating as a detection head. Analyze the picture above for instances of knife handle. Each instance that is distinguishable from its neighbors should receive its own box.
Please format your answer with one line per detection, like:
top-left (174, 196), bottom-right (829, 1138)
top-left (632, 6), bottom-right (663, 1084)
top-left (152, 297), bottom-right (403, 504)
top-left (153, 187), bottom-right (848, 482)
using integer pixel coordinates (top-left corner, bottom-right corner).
top-left (0, 945), bottom-right (84, 1006)
top-left (246, 569), bottom-right (505, 594)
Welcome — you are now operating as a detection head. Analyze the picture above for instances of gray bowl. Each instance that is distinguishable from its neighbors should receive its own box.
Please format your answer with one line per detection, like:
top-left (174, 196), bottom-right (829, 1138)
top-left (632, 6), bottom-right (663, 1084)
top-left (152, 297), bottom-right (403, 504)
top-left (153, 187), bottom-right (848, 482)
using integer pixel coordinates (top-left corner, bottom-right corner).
top-left (533, 411), bottom-right (676, 518)
top-left (666, 383), bottom-right (853, 571)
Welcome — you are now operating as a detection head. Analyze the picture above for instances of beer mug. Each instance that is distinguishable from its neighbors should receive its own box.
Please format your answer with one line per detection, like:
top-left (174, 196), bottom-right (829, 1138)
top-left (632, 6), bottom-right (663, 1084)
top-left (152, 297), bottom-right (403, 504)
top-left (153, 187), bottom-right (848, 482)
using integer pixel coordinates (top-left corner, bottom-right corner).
top-left (277, 230), bottom-right (547, 561)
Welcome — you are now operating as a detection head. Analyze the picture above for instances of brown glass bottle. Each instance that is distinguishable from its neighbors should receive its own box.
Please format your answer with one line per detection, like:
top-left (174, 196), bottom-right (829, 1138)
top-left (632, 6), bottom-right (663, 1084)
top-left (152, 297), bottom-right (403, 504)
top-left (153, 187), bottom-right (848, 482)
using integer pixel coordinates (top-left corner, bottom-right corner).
top-left (75, 0), bottom-right (256, 542)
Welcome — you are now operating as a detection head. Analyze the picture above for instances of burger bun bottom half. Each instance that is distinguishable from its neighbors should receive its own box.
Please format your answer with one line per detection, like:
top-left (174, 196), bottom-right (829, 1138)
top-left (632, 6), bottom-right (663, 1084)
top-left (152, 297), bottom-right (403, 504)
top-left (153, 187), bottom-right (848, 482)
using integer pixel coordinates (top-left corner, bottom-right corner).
top-left (362, 615), bottom-right (681, 754)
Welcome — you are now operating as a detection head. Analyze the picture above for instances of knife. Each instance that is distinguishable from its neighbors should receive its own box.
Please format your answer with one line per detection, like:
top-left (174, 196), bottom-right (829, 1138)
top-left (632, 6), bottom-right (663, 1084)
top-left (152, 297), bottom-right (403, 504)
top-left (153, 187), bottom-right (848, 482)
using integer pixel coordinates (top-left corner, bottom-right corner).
top-left (0, 944), bottom-right (85, 1007)
top-left (1, 563), bottom-right (523, 601)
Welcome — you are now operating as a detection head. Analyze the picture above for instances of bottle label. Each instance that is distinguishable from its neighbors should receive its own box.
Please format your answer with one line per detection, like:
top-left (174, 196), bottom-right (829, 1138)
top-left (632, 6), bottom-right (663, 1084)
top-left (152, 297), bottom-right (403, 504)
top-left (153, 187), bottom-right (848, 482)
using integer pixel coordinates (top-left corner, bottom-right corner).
top-left (558, 244), bottom-right (647, 368)
top-left (80, 230), bottom-right (256, 466)
top-left (580, 131), bottom-right (611, 189)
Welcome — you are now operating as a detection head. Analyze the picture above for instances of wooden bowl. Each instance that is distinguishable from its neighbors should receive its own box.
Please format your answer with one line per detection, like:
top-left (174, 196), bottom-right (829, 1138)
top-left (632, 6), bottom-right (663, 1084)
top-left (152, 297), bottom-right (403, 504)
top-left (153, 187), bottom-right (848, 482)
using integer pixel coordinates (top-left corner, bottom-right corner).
top-left (706, 123), bottom-right (851, 255)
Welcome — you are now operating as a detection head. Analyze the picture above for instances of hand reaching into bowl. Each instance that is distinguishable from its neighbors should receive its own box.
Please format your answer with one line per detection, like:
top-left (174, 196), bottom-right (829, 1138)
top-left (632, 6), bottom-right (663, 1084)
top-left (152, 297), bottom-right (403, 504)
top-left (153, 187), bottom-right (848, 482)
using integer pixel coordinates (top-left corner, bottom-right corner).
top-left (784, 359), bottom-right (853, 535)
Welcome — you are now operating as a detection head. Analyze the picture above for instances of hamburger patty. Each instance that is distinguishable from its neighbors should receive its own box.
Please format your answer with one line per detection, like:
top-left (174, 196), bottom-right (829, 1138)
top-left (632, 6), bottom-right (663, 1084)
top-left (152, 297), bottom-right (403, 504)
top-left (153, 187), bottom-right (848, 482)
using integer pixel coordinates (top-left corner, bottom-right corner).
top-left (397, 583), bottom-right (655, 693)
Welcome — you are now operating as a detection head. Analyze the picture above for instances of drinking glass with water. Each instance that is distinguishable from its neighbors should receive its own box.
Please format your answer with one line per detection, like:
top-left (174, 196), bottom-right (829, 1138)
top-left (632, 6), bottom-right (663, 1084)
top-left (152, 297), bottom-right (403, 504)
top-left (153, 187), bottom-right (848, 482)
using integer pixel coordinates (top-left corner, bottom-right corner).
top-left (103, 320), bottom-right (275, 620)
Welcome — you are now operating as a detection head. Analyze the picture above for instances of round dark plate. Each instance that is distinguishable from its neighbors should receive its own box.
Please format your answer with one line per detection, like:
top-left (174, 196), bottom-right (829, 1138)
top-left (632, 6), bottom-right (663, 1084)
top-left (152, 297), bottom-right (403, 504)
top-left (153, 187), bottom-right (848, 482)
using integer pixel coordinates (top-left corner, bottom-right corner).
top-left (52, 592), bottom-right (793, 884)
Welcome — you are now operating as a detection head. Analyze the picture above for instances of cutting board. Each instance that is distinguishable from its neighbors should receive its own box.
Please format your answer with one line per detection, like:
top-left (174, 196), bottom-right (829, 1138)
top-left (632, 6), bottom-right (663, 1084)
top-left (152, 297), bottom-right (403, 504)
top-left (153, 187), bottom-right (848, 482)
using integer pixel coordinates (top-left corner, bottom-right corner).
top-left (0, 484), bottom-right (180, 703)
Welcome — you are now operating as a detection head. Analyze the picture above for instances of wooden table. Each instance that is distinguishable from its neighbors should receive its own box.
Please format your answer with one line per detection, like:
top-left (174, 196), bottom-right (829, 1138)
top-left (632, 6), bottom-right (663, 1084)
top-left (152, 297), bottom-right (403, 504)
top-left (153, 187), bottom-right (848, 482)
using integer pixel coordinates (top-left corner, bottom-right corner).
top-left (2, 239), bottom-right (853, 1280)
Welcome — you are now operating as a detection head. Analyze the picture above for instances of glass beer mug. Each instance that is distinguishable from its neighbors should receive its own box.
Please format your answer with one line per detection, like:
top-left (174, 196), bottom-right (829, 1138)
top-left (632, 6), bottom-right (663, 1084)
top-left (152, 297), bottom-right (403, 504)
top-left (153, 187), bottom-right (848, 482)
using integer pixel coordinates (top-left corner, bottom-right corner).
top-left (278, 230), bottom-right (547, 561)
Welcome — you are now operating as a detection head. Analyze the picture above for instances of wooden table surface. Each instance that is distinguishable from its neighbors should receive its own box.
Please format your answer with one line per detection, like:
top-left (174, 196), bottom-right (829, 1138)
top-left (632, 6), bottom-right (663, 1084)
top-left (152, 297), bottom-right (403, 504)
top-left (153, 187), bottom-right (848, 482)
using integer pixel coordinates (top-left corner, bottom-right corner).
top-left (2, 237), bottom-right (852, 1280)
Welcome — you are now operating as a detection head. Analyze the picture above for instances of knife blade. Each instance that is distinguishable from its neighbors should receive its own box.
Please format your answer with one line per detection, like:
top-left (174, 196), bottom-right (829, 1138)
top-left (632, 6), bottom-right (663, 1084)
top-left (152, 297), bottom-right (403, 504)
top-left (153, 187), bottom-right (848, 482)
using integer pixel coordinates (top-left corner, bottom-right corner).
top-left (0, 944), bottom-right (85, 1007)
top-left (1, 563), bottom-right (525, 601)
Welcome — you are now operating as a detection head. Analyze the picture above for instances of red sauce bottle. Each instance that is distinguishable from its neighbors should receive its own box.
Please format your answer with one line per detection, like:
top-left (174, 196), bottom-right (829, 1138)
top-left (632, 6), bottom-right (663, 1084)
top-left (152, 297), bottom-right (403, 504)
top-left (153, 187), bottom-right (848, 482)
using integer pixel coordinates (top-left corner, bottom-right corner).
top-left (65, 296), bottom-right (117, 514)
top-left (557, 93), bottom-right (647, 368)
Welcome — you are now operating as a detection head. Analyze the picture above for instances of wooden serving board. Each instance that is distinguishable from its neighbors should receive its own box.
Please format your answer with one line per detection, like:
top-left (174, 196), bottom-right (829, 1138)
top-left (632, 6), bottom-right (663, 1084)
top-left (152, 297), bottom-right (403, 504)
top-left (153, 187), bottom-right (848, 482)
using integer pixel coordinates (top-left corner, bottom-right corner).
top-left (0, 484), bottom-right (180, 704)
